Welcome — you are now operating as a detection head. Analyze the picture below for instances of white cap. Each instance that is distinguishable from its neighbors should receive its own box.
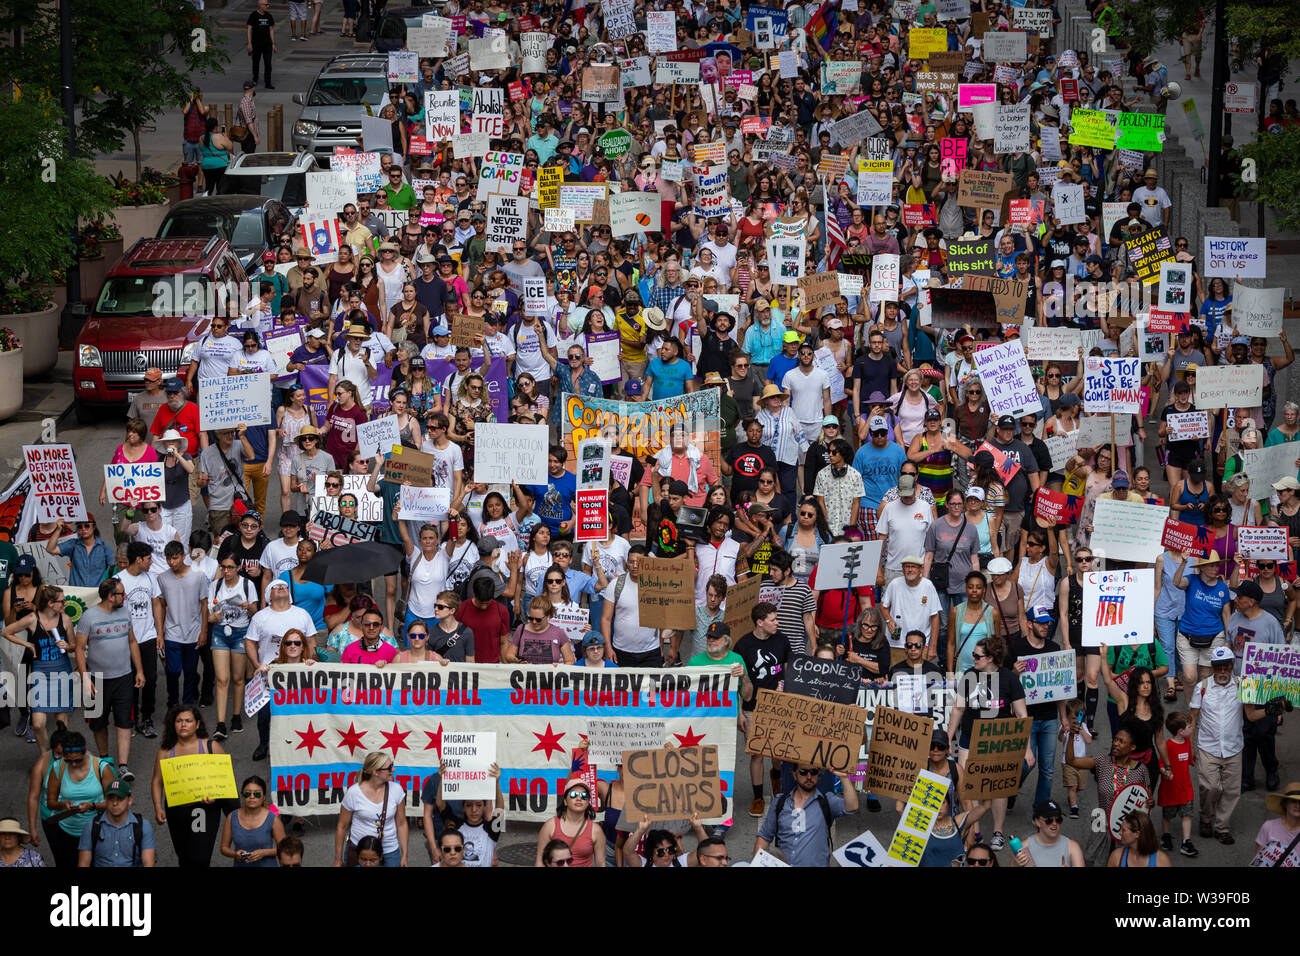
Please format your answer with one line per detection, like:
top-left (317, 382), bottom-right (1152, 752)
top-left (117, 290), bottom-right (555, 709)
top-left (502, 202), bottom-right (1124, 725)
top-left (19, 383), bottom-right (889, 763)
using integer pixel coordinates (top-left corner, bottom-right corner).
top-left (1210, 646), bottom-right (1234, 664)
top-left (963, 486), bottom-right (986, 501)
top-left (160, 429), bottom-right (184, 443)
top-left (307, 328), bottom-right (327, 339)
top-left (868, 415), bottom-right (889, 432)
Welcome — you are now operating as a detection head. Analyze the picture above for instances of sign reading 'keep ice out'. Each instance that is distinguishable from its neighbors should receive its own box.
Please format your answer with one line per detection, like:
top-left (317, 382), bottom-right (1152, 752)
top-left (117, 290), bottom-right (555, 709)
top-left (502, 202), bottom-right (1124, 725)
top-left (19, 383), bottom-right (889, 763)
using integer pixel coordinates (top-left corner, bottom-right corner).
top-left (972, 339), bottom-right (1039, 419)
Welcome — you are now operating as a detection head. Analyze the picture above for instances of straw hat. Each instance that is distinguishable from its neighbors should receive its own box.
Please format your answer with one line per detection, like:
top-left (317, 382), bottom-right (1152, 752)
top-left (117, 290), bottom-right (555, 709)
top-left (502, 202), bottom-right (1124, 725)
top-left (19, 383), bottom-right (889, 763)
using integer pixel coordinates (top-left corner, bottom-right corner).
top-left (0, 818), bottom-right (30, 842)
top-left (1192, 549), bottom-right (1222, 567)
top-left (642, 307), bottom-right (667, 331)
top-left (759, 383), bottom-right (786, 402)
top-left (1265, 781), bottom-right (1300, 815)
top-left (296, 424), bottom-right (322, 447)
top-left (345, 323), bottom-right (369, 338)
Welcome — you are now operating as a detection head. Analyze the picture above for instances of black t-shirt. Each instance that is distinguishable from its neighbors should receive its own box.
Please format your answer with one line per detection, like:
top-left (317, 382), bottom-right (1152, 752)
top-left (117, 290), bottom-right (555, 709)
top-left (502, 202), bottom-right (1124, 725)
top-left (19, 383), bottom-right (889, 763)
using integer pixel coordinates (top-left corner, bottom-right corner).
top-left (987, 437), bottom-right (1034, 512)
top-left (1004, 635), bottom-right (1062, 723)
top-left (956, 665), bottom-right (1026, 739)
top-left (852, 353), bottom-right (894, 410)
top-left (1023, 435), bottom-right (1052, 478)
top-left (1161, 402), bottom-right (1202, 463)
top-left (217, 535), bottom-right (268, 586)
top-left (247, 10), bottom-right (275, 45)
top-left (734, 631), bottom-right (791, 711)
top-left (726, 443), bottom-right (777, 499)
top-left (804, 441), bottom-right (832, 494)
top-left (428, 623), bottom-right (475, 662)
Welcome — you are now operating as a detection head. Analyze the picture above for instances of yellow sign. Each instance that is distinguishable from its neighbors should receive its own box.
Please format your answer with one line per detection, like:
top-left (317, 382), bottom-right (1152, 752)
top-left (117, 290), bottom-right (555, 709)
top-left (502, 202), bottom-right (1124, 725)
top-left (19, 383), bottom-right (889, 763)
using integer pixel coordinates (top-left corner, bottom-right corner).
top-left (1068, 108), bottom-right (1117, 149)
top-left (909, 28), bottom-right (948, 59)
top-left (538, 166), bottom-right (563, 210)
top-left (160, 753), bottom-right (238, 806)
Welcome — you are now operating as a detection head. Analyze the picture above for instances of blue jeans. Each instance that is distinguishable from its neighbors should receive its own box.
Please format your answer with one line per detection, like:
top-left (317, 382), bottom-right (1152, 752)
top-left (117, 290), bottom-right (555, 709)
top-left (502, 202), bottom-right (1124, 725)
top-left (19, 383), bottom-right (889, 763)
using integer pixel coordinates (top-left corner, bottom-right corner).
top-left (1155, 615), bottom-right (1180, 682)
top-left (1029, 718), bottom-right (1060, 805)
top-left (383, 847), bottom-right (401, 867)
top-left (165, 641), bottom-right (200, 709)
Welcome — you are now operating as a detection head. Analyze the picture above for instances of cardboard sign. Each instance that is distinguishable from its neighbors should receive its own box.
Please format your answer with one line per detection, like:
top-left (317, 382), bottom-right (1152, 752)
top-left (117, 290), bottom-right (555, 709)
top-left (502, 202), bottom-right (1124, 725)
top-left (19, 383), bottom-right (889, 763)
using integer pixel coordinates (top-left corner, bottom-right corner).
top-left (439, 731), bottom-right (496, 800)
top-left (24, 445), bottom-right (87, 523)
top-left (1232, 285), bottom-right (1285, 337)
top-left (798, 271), bottom-right (842, 311)
top-left (1204, 236), bottom-right (1267, 279)
top-left (1161, 516), bottom-right (1211, 557)
top-left (1090, 501), bottom-right (1167, 565)
top-left (959, 717), bottom-right (1031, 799)
top-left (1081, 569), bottom-right (1155, 646)
top-left (198, 372), bottom-right (272, 430)
top-left (1240, 643), bottom-right (1300, 707)
top-left (473, 422), bottom-right (548, 485)
top-left (784, 654), bottom-right (861, 705)
top-left (957, 169), bottom-right (1015, 210)
top-left (103, 461), bottom-right (164, 507)
top-left (160, 753), bottom-right (238, 805)
top-left (722, 573), bottom-right (761, 635)
top-left (745, 689), bottom-right (867, 772)
top-left (865, 706), bottom-right (934, 803)
top-left (636, 556), bottom-right (696, 630)
top-left (973, 339), bottom-right (1039, 419)
top-left (1194, 364), bottom-right (1263, 410)
top-left (1237, 526), bottom-right (1290, 561)
top-left (587, 718), bottom-right (665, 765)
top-left (383, 446), bottom-right (436, 487)
top-left (1165, 410), bottom-right (1210, 441)
top-left (1019, 650), bottom-right (1077, 705)
top-left (621, 746), bottom-right (724, 823)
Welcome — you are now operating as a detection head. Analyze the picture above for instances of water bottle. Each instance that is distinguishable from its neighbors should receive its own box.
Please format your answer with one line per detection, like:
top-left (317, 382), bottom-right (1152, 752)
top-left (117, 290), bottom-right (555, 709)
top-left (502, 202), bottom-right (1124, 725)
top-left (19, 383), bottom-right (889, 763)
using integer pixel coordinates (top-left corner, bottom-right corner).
top-left (1008, 836), bottom-right (1023, 855)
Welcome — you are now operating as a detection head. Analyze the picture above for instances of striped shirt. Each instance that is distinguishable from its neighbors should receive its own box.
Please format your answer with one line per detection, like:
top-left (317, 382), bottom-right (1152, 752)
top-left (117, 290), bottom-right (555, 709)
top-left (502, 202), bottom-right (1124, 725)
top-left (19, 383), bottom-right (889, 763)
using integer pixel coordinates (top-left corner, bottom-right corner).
top-left (774, 582), bottom-right (817, 656)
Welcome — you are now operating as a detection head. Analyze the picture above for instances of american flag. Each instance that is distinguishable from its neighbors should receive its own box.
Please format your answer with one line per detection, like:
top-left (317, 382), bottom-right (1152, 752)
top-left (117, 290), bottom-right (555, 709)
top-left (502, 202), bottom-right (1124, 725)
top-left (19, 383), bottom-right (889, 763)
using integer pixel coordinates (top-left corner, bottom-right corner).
top-left (825, 208), bottom-right (847, 269)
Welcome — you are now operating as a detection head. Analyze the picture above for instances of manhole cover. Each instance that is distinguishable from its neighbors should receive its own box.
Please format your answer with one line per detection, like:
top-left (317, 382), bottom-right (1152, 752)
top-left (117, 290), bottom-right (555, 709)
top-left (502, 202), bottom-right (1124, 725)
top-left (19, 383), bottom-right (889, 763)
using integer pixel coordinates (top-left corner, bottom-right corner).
top-left (495, 841), bottom-right (539, 867)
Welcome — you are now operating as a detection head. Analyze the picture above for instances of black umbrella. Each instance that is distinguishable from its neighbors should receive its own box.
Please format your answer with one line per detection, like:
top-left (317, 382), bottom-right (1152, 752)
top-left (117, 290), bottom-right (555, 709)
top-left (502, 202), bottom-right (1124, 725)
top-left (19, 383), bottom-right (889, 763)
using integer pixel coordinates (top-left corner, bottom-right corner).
top-left (299, 541), bottom-right (403, 585)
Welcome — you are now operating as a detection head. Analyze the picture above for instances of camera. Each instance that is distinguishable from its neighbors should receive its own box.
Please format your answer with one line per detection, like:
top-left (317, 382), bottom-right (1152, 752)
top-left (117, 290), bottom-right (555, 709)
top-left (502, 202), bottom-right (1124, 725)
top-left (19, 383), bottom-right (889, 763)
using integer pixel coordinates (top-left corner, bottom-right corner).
top-left (1264, 696), bottom-right (1294, 718)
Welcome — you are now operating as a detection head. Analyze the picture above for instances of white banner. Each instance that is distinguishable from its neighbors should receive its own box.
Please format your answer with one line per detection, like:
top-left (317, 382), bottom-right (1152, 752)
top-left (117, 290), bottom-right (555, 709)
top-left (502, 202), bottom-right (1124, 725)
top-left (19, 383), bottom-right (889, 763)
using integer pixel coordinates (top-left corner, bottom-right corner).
top-left (1081, 568), bottom-right (1154, 646)
top-left (473, 423), bottom-right (549, 484)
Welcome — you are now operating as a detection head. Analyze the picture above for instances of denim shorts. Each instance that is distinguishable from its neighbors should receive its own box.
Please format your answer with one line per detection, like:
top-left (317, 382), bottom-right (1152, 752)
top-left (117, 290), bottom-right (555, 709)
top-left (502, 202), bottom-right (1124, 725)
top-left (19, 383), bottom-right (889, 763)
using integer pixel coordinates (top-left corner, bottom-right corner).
top-left (210, 624), bottom-right (249, 653)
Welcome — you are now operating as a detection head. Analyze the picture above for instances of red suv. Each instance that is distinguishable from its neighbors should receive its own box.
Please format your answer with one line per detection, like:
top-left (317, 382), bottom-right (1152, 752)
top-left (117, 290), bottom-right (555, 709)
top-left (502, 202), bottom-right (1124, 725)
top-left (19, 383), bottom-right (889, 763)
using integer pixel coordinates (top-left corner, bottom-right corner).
top-left (75, 237), bottom-right (248, 423)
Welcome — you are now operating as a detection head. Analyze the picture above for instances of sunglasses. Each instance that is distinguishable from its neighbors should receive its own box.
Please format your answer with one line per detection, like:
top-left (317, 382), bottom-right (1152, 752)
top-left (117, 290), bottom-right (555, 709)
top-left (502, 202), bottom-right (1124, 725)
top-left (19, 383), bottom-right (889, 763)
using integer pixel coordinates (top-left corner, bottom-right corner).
top-left (550, 857), bottom-right (573, 866)
top-left (141, 507), bottom-right (160, 514)
top-left (243, 790), bottom-right (264, 798)
top-left (795, 769), bottom-right (820, 778)
top-left (283, 640), bottom-right (303, 647)
top-left (653, 846), bottom-right (675, 857)
top-left (905, 641), bottom-right (924, 649)
top-left (325, 481), bottom-right (341, 488)
top-left (566, 789), bottom-right (589, 800)
top-left (972, 651), bottom-right (988, 660)
top-left (528, 615), bottom-right (546, 623)
top-left (440, 845), bottom-right (464, 853)
top-left (966, 856), bottom-right (993, 866)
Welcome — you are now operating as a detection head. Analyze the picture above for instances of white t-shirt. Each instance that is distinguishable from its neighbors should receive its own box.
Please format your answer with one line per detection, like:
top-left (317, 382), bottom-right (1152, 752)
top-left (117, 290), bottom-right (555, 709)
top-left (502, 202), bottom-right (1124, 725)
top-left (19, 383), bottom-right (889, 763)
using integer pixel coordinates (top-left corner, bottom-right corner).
top-left (135, 523), bottom-right (180, 577)
top-left (187, 553), bottom-right (219, 582)
top-left (116, 569), bottom-right (160, 645)
top-left (342, 782), bottom-right (407, 854)
top-left (695, 239), bottom-right (737, 278)
top-left (881, 577), bottom-right (942, 648)
top-left (457, 820), bottom-right (497, 867)
top-left (876, 498), bottom-right (933, 571)
top-left (194, 332), bottom-right (241, 382)
top-left (602, 574), bottom-right (659, 653)
top-left (421, 440), bottom-right (464, 491)
top-left (210, 576), bottom-right (258, 630)
top-left (420, 342), bottom-right (456, 362)
top-left (582, 535), bottom-right (630, 581)
top-left (258, 538), bottom-right (301, 578)
top-left (781, 365), bottom-right (831, 426)
top-left (331, 346), bottom-right (375, 401)
top-left (513, 320), bottom-right (557, 381)
top-left (473, 331), bottom-right (516, 363)
top-left (693, 539), bottom-right (739, 606)
top-left (246, 604), bottom-right (316, 663)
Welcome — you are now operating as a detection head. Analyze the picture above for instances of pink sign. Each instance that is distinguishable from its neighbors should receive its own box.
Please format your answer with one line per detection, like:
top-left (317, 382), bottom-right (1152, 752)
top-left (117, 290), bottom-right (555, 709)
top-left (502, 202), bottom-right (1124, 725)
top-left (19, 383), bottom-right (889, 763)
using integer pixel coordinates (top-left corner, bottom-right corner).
top-left (958, 83), bottom-right (997, 108)
top-left (940, 138), bottom-right (967, 178)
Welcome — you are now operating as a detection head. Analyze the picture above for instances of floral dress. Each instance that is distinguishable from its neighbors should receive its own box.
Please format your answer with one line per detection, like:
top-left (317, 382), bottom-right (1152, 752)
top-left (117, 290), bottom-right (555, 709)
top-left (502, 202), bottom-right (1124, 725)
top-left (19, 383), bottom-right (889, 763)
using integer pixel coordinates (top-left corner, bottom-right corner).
top-left (451, 398), bottom-right (495, 474)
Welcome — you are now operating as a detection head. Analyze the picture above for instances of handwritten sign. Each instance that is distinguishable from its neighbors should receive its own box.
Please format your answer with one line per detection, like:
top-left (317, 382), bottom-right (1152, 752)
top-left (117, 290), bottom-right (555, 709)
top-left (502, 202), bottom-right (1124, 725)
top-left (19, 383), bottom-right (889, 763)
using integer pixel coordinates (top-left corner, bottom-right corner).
top-left (1239, 443), bottom-right (1300, 500)
top-left (1018, 650), bottom-right (1077, 705)
top-left (1023, 326), bottom-right (1081, 361)
top-left (1232, 285), bottom-right (1285, 337)
top-left (1204, 236), bottom-right (1267, 279)
top-left (866, 706), bottom-right (934, 803)
top-left (1194, 364), bottom-right (1263, 410)
top-left (637, 556), bottom-right (696, 629)
top-left (586, 718), bottom-right (665, 765)
top-left (1083, 357), bottom-right (1141, 415)
top-left (472, 422), bottom-right (548, 485)
top-left (1081, 569), bottom-right (1154, 646)
top-left (1237, 526), bottom-right (1289, 560)
top-left (745, 689), bottom-right (867, 773)
top-left (1240, 642), bottom-right (1300, 706)
top-left (24, 445), bottom-right (87, 522)
top-left (355, 417), bottom-right (402, 460)
top-left (398, 485), bottom-right (451, 522)
top-left (198, 372), bottom-right (272, 429)
top-left (160, 753), bottom-right (238, 805)
top-left (439, 731), bottom-right (496, 800)
top-left (1166, 410), bottom-right (1210, 441)
top-left (621, 746), bottom-right (724, 823)
top-left (973, 339), bottom-right (1039, 419)
top-left (960, 717), bottom-right (1031, 799)
top-left (383, 446), bottom-right (436, 487)
top-left (1090, 502), bottom-right (1167, 565)
top-left (784, 654), bottom-right (861, 705)
top-left (103, 461), bottom-right (164, 507)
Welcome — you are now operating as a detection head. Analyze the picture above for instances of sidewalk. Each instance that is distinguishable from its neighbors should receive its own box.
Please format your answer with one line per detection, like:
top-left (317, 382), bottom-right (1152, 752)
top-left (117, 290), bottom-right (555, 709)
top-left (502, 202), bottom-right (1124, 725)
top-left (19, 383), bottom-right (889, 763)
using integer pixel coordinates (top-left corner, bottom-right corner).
top-left (0, 352), bottom-right (77, 485)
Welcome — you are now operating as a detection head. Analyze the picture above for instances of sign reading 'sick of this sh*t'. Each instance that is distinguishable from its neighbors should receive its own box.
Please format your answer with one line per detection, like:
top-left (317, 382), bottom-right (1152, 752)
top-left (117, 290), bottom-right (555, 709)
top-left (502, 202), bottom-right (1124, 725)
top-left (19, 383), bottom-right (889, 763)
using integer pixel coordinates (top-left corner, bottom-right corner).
top-left (972, 339), bottom-right (1039, 419)
top-left (1081, 568), bottom-right (1154, 646)
top-left (24, 444), bottom-right (87, 522)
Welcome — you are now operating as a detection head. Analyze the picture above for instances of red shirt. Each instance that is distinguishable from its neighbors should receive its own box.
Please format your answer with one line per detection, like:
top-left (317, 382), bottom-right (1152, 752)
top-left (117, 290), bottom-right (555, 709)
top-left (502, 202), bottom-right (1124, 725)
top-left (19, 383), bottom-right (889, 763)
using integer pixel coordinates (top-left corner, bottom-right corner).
top-left (1158, 736), bottom-right (1195, 806)
top-left (809, 563), bottom-right (875, 630)
top-left (456, 599), bottom-right (510, 664)
top-left (341, 639), bottom-right (397, 665)
top-left (150, 401), bottom-right (202, 455)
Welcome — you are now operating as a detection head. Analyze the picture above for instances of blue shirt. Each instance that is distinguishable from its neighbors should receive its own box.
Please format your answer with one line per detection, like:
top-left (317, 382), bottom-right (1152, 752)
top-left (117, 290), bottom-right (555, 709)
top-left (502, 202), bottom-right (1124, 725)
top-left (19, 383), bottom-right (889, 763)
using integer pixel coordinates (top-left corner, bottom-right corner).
top-left (646, 356), bottom-right (692, 399)
top-left (57, 537), bottom-right (115, 588)
top-left (852, 442), bottom-right (907, 510)
top-left (757, 791), bottom-right (848, 867)
top-left (1181, 574), bottom-right (1231, 636)
top-left (279, 569), bottom-right (327, 631)
top-left (564, 568), bottom-right (599, 598)
top-left (77, 812), bottom-right (155, 867)
top-left (765, 351), bottom-right (799, 385)
top-left (525, 470), bottom-right (577, 533)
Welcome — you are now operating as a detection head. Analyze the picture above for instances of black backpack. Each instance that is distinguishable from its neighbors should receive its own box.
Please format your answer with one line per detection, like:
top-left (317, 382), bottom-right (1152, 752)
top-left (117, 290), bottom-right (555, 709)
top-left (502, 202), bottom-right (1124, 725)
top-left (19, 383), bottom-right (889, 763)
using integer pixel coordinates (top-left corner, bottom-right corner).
top-left (90, 811), bottom-right (143, 867)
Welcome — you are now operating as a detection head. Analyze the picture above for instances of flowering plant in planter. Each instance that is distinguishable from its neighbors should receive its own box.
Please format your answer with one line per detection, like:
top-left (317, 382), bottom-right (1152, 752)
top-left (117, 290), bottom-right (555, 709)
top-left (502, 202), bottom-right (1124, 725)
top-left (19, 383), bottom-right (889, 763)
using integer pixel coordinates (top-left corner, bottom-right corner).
top-left (141, 166), bottom-right (180, 189)
top-left (107, 173), bottom-right (168, 207)
top-left (76, 220), bottom-right (122, 260)
top-left (0, 284), bottom-right (54, 315)
top-left (0, 327), bottom-right (24, 352)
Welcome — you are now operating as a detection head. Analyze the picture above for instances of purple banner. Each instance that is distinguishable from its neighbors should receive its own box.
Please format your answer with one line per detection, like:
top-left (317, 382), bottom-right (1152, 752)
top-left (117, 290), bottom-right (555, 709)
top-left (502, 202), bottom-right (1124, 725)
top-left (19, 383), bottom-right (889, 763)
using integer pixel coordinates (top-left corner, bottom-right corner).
top-left (424, 355), bottom-right (510, 422)
top-left (300, 362), bottom-right (394, 426)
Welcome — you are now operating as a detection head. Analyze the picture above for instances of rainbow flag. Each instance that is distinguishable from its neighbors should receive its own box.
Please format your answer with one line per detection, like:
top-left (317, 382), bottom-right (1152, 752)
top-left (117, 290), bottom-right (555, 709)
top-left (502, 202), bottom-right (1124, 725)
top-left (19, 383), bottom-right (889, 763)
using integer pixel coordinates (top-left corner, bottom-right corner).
top-left (806, 2), bottom-right (836, 52)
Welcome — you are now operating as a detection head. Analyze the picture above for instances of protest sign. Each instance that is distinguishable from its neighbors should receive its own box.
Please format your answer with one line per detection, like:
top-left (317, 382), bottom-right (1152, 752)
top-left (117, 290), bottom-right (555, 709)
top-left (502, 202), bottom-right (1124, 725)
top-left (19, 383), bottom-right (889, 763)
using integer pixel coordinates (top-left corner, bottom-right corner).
top-left (602, 0), bottom-right (636, 37)
top-left (537, 165), bottom-right (563, 209)
top-left (351, 419), bottom-right (404, 466)
top-left (1052, 182), bottom-right (1085, 225)
top-left (940, 137), bottom-right (968, 178)
top-left (909, 27), bottom-right (949, 58)
top-left (101, 460), bottom-right (165, 512)
top-left (1194, 364), bottom-right (1263, 410)
top-left (542, 208), bottom-right (574, 233)
top-left (637, 556), bottom-right (696, 629)
top-left (270, 663), bottom-right (737, 820)
top-left (473, 423), bottom-right (548, 485)
top-left (645, 10), bottom-right (677, 51)
top-left (383, 446), bottom-right (435, 487)
top-left (856, 164), bottom-right (894, 206)
top-left (745, 689), bottom-right (867, 773)
top-left (821, 60), bottom-right (862, 95)
top-left (1239, 443), bottom-right (1300, 500)
top-left (449, 311), bottom-right (484, 349)
top-left (1165, 410), bottom-right (1210, 441)
top-left (1240, 643), bottom-right (1300, 707)
top-left (1156, 260), bottom-right (1193, 313)
top-left (838, 273), bottom-right (865, 297)
top-left (766, 236), bottom-right (806, 286)
top-left (785, 654), bottom-right (861, 705)
top-left (1237, 526), bottom-right (1290, 560)
top-left (1116, 112), bottom-right (1165, 152)
top-left (160, 753), bottom-right (238, 805)
top-left (243, 670), bottom-right (270, 717)
top-left (198, 373), bottom-right (271, 430)
top-left (1019, 650), bottom-right (1077, 705)
top-left (574, 488), bottom-right (608, 543)
top-left (1127, 229), bottom-right (1175, 284)
top-left (386, 50), bottom-right (417, 84)
top-left (973, 339), bottom-right (1039, 419)
top-left (476, 150), bottom-right (524, 201)
top-left (585, 331), bottom-right (621, 384)
top-left (1146, 309), bottom-right (1189, 333)
top-left (1069, 108), bottom-right (1118, 148)
top-left (982, 31), bottom-right (1027, 62)
top-left (437, 731), bottom-right (496, 800)
top-left (1081, 569), bottom-right (1155, 646)
top-left (468, 34), bottom-right (510, 71)
top-left (1075, 413), bottom-right (1133, 448)
top-left (23, 445), bottom-right (86, 523)
top-left (1232, 285), bottom-right (1285, 337)
top-left (1013, 6), bottom-right (1053, 34)
top-left (958, 83), bottom-right (997, 108)
top-left (610, 192), bottom-right (662, 237)
top-left (829, 108), bottom-right (883, 146)
top-left (813, 347), bottom-right (846, 404)
top-left (1161, 516), bottom-right (1211, 557)
top-left (887, 768), bottom-right (951, 866)
top-left (1033, 487), bottom-right (1082, 526)
top-left (311, 474), bottom-right (383, 523)
top-left (262, 326), bottom-right (302, 384)
top-left (1044, 433), bottom-right (1079, 471)
top-left (957, 169), bottom-right (1015, 210)
top-left (560, 388), bottom-right (720, 464)
top-left (994, 103), bottom-right (1031, 153)
top-left (974, 442), bottom-right (1023, 488)
top-left (581, 63), bottom-right (620, 103)
top-left (621, 746), bottom-right (724, 823)
top-left (1204, 236), bottom-right (1267, 279)
top-left (1024, 326), bottom-right (1081, 361)
top-left (520, 32), bottom-right (549, 73)
top-left (1082, 357), bottom-right (1142, 415)
top-left (586, 718), bottom-right (665, 765)
top-left (620, 55), bottom-right (652, 89)
top-left (866, 706), bottom-right (934, 803)
top-left (576, 438), bottom-right (611, 488)
top-left (484, 194), bottom-right (526, 252)
top-left (1090, 501), bottom-right (1166, 565)
top-left (960, 717), bottom-right (1031, 799)
top-left (833, 830), bottom-right (890, 868)
top-left (869, 253), bottom-right (900, 302)
top-left (945, 237), bottom-right (995, 276)
top-left (798, 271), bottom-right (842, 312)
top-left (722, 573), bottom-right (761, 635)
top-left (472, 87), bottom-right (504, 138)
top-left (398, 485), bottom-right (451, 522)
top-left (305, 171), bottom-right (357, 216)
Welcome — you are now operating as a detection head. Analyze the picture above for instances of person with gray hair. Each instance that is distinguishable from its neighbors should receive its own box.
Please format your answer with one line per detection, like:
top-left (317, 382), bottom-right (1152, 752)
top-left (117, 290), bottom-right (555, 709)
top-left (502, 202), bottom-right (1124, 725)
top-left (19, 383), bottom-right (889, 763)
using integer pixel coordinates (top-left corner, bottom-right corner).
top-left (1225, 471), bottom-right (1261, 526)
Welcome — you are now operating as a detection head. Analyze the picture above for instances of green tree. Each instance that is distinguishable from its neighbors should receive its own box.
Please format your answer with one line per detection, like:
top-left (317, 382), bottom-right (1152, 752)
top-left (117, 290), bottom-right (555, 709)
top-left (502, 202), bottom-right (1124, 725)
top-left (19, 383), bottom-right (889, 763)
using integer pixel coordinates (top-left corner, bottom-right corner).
top-left (0, 0), bottom-right (230, 179)
top-left (1236, 125), bottom-right (1300, 231)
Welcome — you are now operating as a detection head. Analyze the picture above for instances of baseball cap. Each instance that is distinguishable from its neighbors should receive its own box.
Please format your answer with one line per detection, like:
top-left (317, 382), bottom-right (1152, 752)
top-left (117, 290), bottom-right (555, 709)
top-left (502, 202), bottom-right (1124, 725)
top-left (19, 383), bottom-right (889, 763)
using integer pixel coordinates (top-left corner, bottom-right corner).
top-left (1050, 259), bottom-right (1066, 270)
top-left (477, 535), bottom-right (502, 556)
top-left (1058, 393), bottom-right (1080, 407)
top-left (897, 474), bottom-right (917, 495)
top-left (1085, 254), bottom-right (1104, 265)
top-left (1273, 476), bottom-right (1300, 492)
top-left (1028, 606), bottom-right (1055, 624)
top-left (1111, 470), bottom-right (1130, 488)
top-left (106, 780), bottom-right (131, 798)
top-left (868, 415), bottom-right (889, 433)
top-left (262, 251), bottom-right (276, 262)
top-left (706, 622), bottom-right (731, 640)
top-left (782, 331), bottom-right (802, 344)
top-left (900, 553), bottom-right (924, 566)
top-left (307, 328), bottom-right (327, 339)
top-left (931, 728), bottom-right (950, 750)
top-left (13, 554), bottom-right (36, 575)
top-left (986, 557), bottom-right (1013, 575)
top-left (580, 631), bottom-right (604, 649)
top-left (432, 323), bottom-right (451, 337)
top-left (925, 408), bottom-right (942, 421)
top-left (143, 367), bottom-right (162, 383)
top-left (624, 379), bottom-right (643, 396)
top-left (1210, 646), bottom-right (1234, 665)
top-left (822, 414), bottom-right (840, 427)
top-left (827, 318), bottom-right (844, 329)
top-left (996, 415), bottom-right (1016, 430)
top-left (1033, 799), bottom-right (1063, 819)
top-left (164, 377), bottom-right (185, 393)
top-left (964, 486), bottom-right (986, 501)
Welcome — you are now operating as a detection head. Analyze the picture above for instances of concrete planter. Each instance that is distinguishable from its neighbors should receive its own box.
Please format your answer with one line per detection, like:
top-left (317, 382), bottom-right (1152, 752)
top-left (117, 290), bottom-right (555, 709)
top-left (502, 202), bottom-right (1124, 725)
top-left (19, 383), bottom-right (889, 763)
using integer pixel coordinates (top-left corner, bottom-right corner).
top-left (99, 237), bottom-right (124, 269)
top-left (0, 347), bottom-right (23, 420)
top-left (77, 256), bottom-right (109, 304)
top-left (1, 304), bottom-right (59, 377)
top-left (165, 184), bottom-right (182, 206)
top-left (109, 202), bottom-right (167, 249)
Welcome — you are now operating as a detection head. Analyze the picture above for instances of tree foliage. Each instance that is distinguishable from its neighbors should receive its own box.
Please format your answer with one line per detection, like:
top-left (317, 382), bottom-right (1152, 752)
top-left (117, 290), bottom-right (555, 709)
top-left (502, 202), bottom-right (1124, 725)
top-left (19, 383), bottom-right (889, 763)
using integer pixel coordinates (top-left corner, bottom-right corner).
top-left (1237, 124), bottom-right (1300, 232)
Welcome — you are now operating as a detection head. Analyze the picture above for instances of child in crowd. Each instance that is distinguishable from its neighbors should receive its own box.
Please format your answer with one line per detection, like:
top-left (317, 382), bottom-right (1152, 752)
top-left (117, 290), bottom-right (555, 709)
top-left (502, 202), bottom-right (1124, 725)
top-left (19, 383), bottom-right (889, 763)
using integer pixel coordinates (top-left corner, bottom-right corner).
top-left (1059, 698), bottom-right (1093, 819)
top-left (1158, 710), bottom-right (1198, 858)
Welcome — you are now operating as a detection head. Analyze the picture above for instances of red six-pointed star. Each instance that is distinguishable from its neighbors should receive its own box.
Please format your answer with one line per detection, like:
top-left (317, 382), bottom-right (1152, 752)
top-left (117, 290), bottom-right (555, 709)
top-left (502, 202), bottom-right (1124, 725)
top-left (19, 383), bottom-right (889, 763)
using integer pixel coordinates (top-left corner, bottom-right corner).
top-left (424, 722), bottom-right (444, 756)
top-left (379, 722), bottom-right (412, 758)
top-left (295, 721), bottom-right (326, 757)
top-left (531, 722), bottom-right (566, 761)
top-left (337, 722), bottom-right (367, 756)
top-left (673, 726), bottom-right (706, 748)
